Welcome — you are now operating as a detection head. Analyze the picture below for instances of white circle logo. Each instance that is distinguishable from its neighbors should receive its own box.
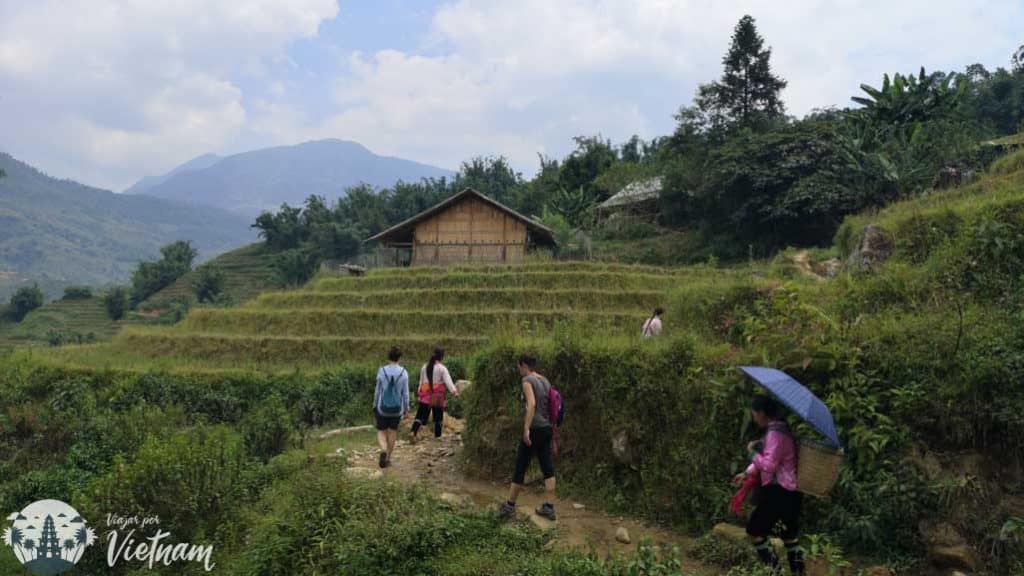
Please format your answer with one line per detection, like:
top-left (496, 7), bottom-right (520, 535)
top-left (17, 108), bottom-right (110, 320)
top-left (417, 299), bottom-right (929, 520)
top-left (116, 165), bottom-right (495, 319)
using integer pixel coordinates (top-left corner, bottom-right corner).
top-left (3, 500), bottom-right (95, 575)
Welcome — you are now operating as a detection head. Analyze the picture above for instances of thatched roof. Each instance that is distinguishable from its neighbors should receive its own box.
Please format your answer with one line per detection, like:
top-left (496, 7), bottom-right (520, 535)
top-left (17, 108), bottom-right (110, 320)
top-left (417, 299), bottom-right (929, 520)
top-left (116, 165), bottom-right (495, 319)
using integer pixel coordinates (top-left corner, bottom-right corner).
top-left (600, 177), bottom-right (662, 210)
top-left (366, 188), bottom-right (556, 246)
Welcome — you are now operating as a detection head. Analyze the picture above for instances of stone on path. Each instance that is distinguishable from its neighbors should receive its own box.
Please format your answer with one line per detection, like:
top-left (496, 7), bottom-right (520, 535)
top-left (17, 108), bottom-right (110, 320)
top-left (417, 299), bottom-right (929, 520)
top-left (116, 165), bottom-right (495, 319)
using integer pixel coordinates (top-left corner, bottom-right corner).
top-left (929, 544), bottom-right (977, 571)
top-left (711, 522), bottom-right (747, 543)
top-left (318, 425), bottom-right (374, 440)
top-left (615, 527), bottom-right (631, 544)
top-left (439, 492), bottom-right (470, 507)
top-left (530, 514), bottom-right (556, 531)
top-left (572, 503), bottom-right (585, 510)
top-left (346, 467), bottom-right (383, 480)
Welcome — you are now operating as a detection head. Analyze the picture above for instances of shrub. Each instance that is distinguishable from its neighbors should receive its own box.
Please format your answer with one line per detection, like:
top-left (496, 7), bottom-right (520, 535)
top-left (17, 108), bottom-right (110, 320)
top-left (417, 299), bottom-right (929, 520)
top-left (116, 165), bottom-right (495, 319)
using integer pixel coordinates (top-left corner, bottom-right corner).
top-left (103, 287), bottom-right (128, 320)
top-left (272, 248), bottom-right (319, 287)
top-left (241, 395), bottom-right (293, 462)
top-left (193, 265), bottom-right (226, 303)
top-left (7, 284), bottom-right (44, 321)
top-left (76, 425), bottom-right (249, 538)
top-left (130, 240), bottom-right (198, 304)
top-left (61, 285), bottom-right (93, 300)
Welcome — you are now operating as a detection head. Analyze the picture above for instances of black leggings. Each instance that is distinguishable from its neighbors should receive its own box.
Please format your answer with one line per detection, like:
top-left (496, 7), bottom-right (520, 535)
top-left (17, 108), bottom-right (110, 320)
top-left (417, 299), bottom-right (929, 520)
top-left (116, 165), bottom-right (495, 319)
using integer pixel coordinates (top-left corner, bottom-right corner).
top-left (411, 402), bottom-right (444, 438)
top-left (512, 426), bottom-right (555, 484)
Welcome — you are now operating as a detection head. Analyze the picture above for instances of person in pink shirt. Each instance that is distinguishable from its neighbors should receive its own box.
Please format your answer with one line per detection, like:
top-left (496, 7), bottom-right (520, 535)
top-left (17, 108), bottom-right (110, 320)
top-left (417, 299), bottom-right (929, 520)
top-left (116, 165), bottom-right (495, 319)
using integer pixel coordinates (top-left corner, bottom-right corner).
top-left (733, 395), bottom-right (804, 574)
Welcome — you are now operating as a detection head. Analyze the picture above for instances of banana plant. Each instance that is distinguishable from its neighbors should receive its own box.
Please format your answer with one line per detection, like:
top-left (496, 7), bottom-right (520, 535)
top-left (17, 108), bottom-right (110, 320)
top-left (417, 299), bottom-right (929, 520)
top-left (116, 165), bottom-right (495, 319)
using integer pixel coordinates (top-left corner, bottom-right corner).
top-left (852, 67), bottom-right (966, 125)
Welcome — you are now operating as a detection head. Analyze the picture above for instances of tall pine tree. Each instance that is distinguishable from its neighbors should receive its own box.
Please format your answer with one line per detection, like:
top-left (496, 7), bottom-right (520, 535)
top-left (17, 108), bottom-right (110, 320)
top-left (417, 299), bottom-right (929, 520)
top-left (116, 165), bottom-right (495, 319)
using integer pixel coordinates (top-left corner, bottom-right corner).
top-left (697, 15), bottom-right (787, 129)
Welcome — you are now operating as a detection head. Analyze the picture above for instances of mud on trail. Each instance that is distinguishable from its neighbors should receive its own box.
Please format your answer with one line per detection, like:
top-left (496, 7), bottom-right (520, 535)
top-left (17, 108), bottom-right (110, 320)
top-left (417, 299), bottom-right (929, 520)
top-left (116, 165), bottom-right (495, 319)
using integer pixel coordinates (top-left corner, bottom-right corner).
top-left (329, 415), bottom-right (716, 574)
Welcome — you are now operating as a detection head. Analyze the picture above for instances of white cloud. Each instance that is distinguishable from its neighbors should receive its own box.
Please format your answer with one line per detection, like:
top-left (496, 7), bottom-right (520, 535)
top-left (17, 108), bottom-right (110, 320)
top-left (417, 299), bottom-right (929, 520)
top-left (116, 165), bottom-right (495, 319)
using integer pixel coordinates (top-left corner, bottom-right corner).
top-left (0, 0), bottom-right (1021, 190)
top-left (0, 0), bottom-right (338, 189)
top-left (304, 0), bottom-right (1022, 175)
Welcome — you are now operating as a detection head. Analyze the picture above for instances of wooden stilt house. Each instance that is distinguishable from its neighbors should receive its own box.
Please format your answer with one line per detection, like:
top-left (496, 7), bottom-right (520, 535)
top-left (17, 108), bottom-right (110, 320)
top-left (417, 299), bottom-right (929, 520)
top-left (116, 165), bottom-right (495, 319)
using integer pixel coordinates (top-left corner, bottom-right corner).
top-left (366, 188), bottom-right (556, 266)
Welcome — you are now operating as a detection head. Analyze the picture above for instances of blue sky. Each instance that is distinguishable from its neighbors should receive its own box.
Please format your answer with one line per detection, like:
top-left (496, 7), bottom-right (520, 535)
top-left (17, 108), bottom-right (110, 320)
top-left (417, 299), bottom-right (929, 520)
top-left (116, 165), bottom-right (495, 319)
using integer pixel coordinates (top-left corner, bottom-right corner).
top-left (1, 1), bottom-right (1022, 192)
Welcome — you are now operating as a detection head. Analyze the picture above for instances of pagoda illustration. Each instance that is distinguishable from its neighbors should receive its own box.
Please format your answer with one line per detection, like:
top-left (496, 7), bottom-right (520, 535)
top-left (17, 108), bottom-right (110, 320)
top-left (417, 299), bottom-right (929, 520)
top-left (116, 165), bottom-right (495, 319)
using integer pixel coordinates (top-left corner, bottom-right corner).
top-left (38, 515), bottom-right (62, 560)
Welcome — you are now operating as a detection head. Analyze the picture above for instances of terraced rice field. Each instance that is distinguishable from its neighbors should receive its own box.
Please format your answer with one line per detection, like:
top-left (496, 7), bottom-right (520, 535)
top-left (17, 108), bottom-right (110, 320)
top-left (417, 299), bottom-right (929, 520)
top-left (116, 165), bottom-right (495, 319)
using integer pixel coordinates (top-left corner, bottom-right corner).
top-left (43, 261), bottom-right (729, 371)
top-left (0, 297), bottom-right (118, 346)
top-left (139, 243), bottom-right (278, 309)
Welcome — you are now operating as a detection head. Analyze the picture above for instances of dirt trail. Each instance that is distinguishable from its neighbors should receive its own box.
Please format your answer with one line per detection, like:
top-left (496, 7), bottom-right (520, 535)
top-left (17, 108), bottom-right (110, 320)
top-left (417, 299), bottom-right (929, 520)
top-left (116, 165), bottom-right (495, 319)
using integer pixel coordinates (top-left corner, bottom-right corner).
top-left (339, 416), bottom-right (715, 573)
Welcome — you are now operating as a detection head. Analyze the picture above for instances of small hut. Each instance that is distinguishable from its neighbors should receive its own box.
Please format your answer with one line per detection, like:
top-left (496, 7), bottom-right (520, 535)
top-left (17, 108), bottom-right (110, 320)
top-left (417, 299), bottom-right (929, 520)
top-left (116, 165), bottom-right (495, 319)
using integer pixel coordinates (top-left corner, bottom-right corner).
top-left (598, 176), bottom-right (662, 220)
top-left (366, 188), bottom-right (556, 266)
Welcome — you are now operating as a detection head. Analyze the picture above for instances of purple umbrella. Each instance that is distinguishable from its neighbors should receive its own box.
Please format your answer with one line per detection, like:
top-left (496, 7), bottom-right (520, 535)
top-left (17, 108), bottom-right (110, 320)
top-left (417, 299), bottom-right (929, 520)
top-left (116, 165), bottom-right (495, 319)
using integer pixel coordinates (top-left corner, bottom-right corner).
top-left (739, 366), bottom-right (841, 448)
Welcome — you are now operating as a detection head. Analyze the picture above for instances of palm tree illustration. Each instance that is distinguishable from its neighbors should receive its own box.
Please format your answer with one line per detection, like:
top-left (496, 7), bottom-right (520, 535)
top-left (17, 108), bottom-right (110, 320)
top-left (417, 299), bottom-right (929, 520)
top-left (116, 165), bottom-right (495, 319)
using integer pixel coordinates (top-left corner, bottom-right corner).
top-left (72, 526), bottom-right (87, 563)
top-left (71, 526), bottom-right (95, 563)
top-left (23, 538), bottom-right (35, 561)
top-left (4, 526), bottom-right (26, 563)
top-left (63, 539), bottom-right (75, 561)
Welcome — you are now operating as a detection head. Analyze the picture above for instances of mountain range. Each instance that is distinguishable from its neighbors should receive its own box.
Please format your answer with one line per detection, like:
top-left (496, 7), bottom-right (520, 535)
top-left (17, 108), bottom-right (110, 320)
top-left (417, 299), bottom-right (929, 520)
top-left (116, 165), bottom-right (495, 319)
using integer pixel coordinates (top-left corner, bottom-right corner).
top-left (0, 153), bottom-right (255, 299)
top-left (128, 139), bottom-right (454, 215)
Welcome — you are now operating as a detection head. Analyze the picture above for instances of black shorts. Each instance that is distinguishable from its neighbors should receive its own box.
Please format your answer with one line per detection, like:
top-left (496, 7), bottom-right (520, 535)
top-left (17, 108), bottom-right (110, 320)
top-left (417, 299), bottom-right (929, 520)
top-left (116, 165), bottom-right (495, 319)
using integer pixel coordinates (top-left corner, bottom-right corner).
top-left (746, 484), bottom-right (802, 540)
top-left (512, 426), bottom-right (555, 484)
top-left (374, 409), bottom-right (401, 431)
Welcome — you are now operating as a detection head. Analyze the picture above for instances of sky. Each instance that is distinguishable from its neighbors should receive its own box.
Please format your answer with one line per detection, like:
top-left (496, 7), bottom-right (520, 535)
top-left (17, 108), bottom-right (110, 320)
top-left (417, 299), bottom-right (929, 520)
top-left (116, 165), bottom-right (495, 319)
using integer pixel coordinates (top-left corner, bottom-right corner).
top-left (0, 0), bottom-right (1021, 192)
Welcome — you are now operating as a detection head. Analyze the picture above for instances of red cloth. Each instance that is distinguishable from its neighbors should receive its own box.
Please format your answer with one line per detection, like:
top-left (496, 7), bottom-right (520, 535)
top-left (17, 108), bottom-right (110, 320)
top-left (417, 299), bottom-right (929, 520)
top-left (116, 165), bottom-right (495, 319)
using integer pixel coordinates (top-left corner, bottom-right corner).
top-left (730, 474), bottom-right (759, 517)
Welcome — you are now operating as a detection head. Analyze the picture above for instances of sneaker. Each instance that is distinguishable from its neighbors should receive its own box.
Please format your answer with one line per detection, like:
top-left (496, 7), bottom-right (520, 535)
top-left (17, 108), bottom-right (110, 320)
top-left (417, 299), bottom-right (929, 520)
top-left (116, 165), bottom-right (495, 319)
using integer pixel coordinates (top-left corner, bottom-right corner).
top-left (535, 503), bottom-right (557, 521)
top-left (378, 452), bottom-right (388, 468)
top-left (498, 501), bottom-right (516, 520)
top-left (408, 432), bottom-right (418, 445)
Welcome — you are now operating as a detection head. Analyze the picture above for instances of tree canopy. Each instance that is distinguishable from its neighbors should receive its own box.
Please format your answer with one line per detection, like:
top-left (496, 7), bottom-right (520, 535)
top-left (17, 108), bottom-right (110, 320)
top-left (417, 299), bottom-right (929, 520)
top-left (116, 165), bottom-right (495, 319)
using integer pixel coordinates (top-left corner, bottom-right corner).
top-left (694, 15), bottom-right (787, 130)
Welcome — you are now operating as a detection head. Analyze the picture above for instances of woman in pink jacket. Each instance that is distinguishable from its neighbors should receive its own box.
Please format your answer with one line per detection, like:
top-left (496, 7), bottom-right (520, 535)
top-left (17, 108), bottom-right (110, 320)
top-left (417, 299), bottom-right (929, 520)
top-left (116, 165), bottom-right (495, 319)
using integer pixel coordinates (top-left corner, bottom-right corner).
top-left (733, 395), bottom-right (804, 574)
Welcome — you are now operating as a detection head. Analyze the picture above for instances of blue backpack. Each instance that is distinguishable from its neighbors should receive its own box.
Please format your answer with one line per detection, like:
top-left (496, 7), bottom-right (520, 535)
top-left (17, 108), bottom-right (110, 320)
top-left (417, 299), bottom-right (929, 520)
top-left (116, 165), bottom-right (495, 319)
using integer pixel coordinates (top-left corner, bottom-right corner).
top-left (379, 367), bottom-right (405, 417)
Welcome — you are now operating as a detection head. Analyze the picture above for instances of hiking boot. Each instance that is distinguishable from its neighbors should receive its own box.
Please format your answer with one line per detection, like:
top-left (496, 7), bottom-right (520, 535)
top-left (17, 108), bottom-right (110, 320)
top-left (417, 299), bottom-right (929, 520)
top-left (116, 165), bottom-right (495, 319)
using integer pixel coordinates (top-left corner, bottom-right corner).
top-left (498, 501), bottom-right (516, 520)
top-left (378, 452), bottom-right (388, 468)
top-left (535, 503), bottom-right (557, 521)
top-left (408, 431), bottom-right (418, 445)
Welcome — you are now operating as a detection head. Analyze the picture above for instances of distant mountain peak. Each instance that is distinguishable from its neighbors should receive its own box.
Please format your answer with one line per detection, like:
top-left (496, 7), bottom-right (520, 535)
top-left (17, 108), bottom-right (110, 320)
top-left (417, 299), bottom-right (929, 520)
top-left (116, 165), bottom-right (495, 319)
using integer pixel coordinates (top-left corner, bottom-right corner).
top-left (132, 139), bottom-right (453, 216)
top-left (123, 152), bottom-right (222, 194)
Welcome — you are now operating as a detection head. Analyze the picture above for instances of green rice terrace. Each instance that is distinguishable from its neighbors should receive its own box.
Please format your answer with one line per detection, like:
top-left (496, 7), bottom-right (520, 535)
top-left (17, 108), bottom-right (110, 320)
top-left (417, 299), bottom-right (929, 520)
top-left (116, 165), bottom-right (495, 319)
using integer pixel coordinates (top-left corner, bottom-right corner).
top-left (37, 261), bottom-right (733, 371)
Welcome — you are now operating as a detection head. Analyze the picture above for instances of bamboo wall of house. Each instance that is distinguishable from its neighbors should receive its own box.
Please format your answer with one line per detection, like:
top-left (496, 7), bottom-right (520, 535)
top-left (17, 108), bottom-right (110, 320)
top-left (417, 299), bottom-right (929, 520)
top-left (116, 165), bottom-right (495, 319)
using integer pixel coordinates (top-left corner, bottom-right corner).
top-left (411, 196), bottom-right (528, 265)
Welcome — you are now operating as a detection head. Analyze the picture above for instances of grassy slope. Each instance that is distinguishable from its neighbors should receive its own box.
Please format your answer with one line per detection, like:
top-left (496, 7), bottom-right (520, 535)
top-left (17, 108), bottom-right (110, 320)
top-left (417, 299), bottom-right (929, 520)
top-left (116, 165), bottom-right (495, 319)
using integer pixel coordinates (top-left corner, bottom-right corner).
top-left (0, 243), bottom-right (279, 349)
top-left (0, 296), bottom-right (118, 348)
top-left (138, 242), bottom-right (278, 310)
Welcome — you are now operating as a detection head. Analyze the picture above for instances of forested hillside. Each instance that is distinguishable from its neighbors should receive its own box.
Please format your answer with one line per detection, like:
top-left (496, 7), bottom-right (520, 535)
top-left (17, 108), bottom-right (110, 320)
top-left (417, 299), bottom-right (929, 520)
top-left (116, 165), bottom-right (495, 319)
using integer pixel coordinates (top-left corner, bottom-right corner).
top-left (0, 154), bottom-right (255, 299)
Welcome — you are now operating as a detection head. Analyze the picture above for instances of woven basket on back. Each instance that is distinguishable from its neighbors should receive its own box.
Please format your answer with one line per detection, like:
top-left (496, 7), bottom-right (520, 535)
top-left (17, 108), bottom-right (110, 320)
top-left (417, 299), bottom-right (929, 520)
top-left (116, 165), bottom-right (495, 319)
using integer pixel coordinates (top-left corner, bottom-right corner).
top-left (797, 440), bottom-right (843, 497)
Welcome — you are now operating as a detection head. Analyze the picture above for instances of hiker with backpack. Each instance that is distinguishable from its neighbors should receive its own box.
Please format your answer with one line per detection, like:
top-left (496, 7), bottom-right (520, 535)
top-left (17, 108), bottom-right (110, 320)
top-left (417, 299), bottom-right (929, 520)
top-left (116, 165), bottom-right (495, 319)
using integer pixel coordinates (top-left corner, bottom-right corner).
top-left (732, 395), bottom-right (804, 575)
top-left (641, 307), bottom-right (664, 338)
top-left (410, 348), bottom-right (460, 443)
top-left (374, 346), bottom-right (410, 468)
top-left (499, 353), bottom-right (563, 522)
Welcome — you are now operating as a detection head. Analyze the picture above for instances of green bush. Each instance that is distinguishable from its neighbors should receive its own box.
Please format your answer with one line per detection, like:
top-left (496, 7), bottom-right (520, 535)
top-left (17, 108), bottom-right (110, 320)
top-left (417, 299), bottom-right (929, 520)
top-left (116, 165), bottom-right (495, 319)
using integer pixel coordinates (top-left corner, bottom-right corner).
top-left (193, 265), bottom-right (226, 303)
top-left (61, 285), bottom-right (93, 300)
top-left (241, 395), bottom-right (293, 462)
top-left (76, 425), bottom-right (250, 539)
top-left (7, 284), bottom-right (44, 321)
top-left (103, 286), bottom-right (129, 320)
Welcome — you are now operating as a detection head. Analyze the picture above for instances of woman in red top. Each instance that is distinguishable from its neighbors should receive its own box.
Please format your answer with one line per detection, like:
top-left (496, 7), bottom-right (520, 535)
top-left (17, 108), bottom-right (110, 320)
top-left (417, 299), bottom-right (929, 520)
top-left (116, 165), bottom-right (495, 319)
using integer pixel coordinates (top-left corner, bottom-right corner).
top-left (409, 348), bottom-right (460, 443)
